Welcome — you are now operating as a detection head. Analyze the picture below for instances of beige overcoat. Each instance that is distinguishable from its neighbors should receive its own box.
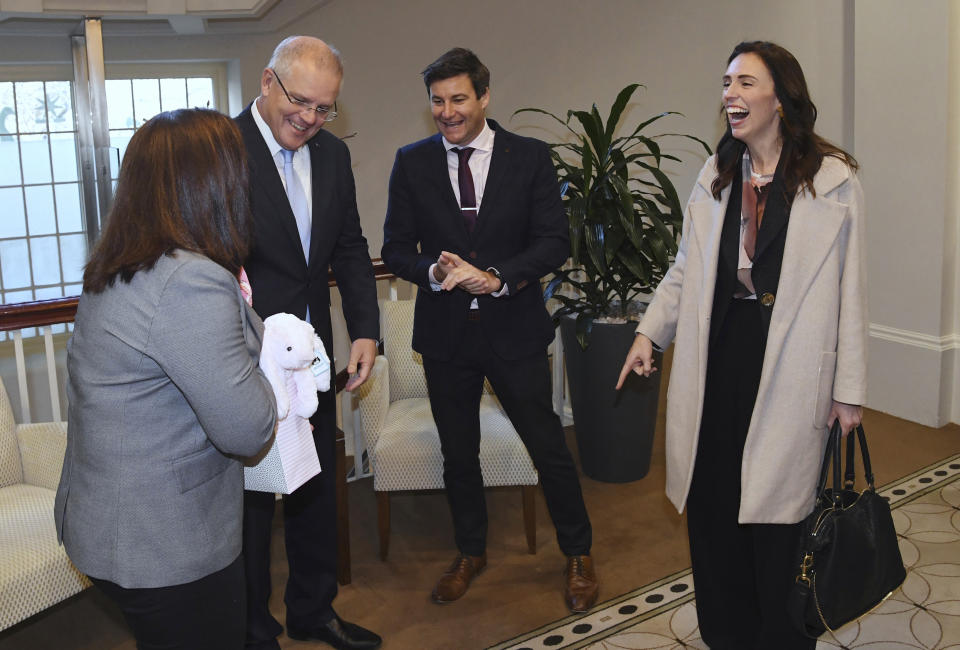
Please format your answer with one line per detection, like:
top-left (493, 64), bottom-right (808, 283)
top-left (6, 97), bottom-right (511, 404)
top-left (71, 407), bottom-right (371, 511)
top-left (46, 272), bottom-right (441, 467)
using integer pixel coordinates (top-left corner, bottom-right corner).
top-left (637, 154), bottom-right (867, 524)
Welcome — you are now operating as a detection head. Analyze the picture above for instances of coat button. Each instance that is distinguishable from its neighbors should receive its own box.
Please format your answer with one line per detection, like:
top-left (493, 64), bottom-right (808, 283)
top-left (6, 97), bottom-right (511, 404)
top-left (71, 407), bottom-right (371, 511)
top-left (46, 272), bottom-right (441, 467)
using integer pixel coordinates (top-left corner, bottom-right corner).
top-left (469, 251), bottom-right (478, 259)
top-left (760, 292), bottom-right (775, 307)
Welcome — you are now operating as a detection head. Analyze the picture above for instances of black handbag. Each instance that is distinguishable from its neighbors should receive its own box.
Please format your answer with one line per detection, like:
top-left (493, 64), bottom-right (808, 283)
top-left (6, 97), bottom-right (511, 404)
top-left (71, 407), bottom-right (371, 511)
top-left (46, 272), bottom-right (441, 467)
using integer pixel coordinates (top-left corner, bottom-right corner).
top-left (787, 422), bottom-right (907, 638)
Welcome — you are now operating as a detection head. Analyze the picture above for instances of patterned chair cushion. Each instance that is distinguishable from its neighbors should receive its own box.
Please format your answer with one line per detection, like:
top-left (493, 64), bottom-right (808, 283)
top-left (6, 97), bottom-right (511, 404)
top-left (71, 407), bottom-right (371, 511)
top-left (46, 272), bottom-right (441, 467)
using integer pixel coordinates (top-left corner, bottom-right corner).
top-left (382, 300), bottom-right (428, 402)
top-left (0, 379), bottom-right (23, 489)
top-left (17, 422), bottom-right (68, 491)
top-left (0, 484), bottom-right (91, 631)
top-left (370, 395), bottom-right (538, 492)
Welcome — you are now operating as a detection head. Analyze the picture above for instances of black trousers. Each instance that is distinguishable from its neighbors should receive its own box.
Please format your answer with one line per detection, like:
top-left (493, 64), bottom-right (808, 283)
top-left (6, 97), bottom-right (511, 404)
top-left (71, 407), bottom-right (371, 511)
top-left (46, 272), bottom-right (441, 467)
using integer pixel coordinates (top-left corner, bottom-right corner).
top-left (422, 318), bottom-right (592, 557)
top-left (242, 387), bottom-right (338, 645)
top-left (686, 299), bottom-right (815, 650)
top-left (90, 555), bottom-right (245, 650)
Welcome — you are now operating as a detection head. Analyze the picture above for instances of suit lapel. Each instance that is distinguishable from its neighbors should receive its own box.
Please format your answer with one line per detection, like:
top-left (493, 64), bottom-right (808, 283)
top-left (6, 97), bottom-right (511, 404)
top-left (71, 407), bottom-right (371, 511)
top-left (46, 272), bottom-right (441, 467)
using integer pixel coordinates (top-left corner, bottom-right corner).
top-left (753, 167), bottom-right (791, 261)
top-left (474, 120), bottom-right (508, 238)
top-left (238, 108), bottom-right (308, 266)
top-left (429, 134), bottom-right (471, 243)
top-left (307, 138), bottom-right (335, 269)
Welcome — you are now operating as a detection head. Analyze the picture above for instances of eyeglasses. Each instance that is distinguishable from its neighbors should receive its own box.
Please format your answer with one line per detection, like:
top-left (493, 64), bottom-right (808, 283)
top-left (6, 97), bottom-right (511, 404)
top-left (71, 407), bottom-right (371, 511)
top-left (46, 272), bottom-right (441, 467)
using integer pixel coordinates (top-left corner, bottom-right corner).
top-left (270, 69), bottom-right (339, 121)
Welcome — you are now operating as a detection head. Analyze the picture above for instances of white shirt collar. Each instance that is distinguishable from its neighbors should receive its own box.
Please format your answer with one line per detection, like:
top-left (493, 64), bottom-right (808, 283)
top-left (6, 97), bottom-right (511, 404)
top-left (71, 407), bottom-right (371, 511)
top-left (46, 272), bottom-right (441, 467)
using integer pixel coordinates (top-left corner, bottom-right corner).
top-left (442, 119), bottom-right (495, 153)
top-left (252, 98), bottom-right (307, 160)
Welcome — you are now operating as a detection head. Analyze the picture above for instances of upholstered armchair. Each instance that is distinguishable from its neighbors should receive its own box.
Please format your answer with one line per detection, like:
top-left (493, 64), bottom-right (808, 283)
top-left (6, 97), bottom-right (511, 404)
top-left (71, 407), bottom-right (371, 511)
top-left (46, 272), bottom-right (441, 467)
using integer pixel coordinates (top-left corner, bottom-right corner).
top-left (0, 378), bottom-right (89, 631)
top-left (354, 299), bottom-right (538, 560)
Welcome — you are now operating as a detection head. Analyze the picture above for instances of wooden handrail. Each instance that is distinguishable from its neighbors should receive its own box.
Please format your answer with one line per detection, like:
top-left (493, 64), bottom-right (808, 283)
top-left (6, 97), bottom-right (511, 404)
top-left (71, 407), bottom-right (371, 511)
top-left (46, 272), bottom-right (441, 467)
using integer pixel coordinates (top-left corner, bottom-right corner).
top-left (0, 259), bottom-right (394, 333)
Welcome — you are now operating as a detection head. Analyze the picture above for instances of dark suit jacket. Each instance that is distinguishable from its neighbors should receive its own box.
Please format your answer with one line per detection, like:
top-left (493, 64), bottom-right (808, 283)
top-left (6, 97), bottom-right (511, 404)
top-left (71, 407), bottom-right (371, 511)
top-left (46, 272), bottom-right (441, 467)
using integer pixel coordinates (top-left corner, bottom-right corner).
top-left (381, 119), bottom-right (568, 362)
top-left (235, 105), bottom-right (379, 355)
top-left (710, 162), bottom-right (792, 353)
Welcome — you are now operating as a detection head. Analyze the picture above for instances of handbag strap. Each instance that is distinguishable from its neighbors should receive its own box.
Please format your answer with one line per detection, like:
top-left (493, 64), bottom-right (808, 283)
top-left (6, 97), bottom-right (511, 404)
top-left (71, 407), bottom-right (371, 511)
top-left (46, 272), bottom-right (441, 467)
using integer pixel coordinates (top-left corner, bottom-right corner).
top-left (856, 424), bottom-right (875, 488)
top-left (841, 422), bottom-right (876, 491)
top-left (815, 423), bottom-right (843, 507)
top-left (844, 429), bottom-right (857, 488)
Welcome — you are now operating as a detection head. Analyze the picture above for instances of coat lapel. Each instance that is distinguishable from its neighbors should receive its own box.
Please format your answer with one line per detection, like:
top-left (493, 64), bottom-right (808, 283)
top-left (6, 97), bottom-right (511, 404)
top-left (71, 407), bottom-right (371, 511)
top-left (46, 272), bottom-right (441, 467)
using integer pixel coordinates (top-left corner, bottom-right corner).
top-left (760, 162), bottom-right (850, 368)
top-left (691, 168), bottom-right (728, 335)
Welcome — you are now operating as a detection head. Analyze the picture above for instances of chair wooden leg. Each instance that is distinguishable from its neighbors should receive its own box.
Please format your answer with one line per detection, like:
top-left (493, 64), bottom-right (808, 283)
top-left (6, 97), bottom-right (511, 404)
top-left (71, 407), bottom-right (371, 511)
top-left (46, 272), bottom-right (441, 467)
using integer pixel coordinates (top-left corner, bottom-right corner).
top-left (335, 429), bottom-right (351, 585)
top-left (377, 491), bottom-right (391, 560)
top-left (522, 484), bottom-right (537, 554)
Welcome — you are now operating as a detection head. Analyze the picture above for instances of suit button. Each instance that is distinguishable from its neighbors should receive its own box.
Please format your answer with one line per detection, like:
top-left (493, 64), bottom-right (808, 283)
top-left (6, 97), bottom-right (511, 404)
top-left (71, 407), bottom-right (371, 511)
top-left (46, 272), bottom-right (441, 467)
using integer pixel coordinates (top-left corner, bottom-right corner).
top-left (469, 251), bottom-right (478, 259)
top-left (760, 292), bottom-right (775, 307)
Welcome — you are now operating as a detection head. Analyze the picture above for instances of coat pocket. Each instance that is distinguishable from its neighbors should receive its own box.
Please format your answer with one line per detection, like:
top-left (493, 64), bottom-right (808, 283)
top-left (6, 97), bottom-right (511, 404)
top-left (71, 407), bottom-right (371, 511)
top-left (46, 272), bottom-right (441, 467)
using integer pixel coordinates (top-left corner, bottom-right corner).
top-left (172, 444), bottom-right (233, 493)
top-left (813, 351), bottom-right (838, 428)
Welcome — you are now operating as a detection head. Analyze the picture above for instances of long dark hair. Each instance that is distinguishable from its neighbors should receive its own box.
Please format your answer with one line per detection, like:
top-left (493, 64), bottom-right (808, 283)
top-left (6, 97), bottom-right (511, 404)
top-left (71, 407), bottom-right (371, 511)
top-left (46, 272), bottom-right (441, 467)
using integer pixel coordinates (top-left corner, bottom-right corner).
top-left (711, 41), bottom-right (857, 200)
top-left (83, 108), bottom-right (252, 293)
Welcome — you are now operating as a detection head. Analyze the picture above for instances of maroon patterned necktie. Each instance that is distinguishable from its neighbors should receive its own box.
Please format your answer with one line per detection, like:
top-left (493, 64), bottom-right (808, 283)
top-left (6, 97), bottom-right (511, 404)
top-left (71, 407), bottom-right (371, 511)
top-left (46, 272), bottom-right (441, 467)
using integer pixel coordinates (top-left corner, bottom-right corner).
top-left (455, 147), bottom-right (477, 232)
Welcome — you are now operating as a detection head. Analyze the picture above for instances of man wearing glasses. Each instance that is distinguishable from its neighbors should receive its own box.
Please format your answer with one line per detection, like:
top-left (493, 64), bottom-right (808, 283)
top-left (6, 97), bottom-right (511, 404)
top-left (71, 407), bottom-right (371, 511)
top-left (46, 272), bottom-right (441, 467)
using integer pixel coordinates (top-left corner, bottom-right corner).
top-left (236, 36), bottom-right (381, 650)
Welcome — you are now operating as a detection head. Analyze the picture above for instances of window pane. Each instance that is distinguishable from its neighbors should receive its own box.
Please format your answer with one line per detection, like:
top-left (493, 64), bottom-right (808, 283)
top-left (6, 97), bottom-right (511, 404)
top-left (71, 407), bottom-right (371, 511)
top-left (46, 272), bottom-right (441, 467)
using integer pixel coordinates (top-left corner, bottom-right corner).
top-left (20, 134), bottom-right (52, 184)
top-left (34, 285), bottom-right (62, 300)
top-left (187, 77), bottom-right (214, 110)
top-left (3, 289), bottom-right (34, 303)
top-left (0, 83), bottom-right (20, 187)
top-left (106, 79), bottom-right (134, 129)
top-left (60, 233), bottom-right (87, 284)
top-left (55, 183), bottom-right (83, 233)
top-left (110, 129), bottom-right (134, 177)
top-left (0, 81), bottom-right (14, 128)
top-left (0, 137), bottom-right (21, 186)
top-left (132, 78), bottom-right (161, 126)
top-left (30, 235), bottom-right (61, 285)
top-left (64, 282), bottom-right (82, 296)
top-left (50, 132), bottom-right (78, 183)
top-left (15, 81), bottom-right (47, 133)
top-left (0, 187), bottom-right (25, 238)
top-left (25, 184), bottom-right (57, 235)
top-left (160, 78), bottom-right (188, 112)
top-left (0, 238), bottom-right (31, 289)
top-left (46, 81), bottom-right (74, 132)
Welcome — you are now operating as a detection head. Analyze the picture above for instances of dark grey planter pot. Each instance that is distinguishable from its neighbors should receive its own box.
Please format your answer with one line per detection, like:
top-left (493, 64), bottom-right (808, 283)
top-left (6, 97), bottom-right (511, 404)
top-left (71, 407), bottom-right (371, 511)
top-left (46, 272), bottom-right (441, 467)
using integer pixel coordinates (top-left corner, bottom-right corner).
top-left (559, 317), bottom-right (663, 483)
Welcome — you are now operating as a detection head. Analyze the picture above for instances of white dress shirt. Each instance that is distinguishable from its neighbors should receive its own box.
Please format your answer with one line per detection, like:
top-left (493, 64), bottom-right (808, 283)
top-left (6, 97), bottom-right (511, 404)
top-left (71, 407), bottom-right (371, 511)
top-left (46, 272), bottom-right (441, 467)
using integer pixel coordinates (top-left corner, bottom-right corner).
top-left (251, 98), bottom-right (313, 219)
top-left (429, 120), bottom-right (507, 301)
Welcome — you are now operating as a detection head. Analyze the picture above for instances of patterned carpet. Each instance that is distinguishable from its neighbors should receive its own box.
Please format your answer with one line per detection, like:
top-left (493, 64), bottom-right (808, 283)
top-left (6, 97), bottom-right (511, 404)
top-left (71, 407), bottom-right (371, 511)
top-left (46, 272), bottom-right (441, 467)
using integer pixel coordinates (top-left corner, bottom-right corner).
top-left (489, 453), bottom-right (960, 650)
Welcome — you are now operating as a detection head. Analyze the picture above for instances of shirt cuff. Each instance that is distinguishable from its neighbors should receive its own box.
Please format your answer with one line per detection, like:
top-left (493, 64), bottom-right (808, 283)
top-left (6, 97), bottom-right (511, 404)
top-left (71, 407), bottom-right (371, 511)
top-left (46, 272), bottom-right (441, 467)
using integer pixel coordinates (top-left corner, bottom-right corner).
top-left (428, 264), bottom-right (443, 291)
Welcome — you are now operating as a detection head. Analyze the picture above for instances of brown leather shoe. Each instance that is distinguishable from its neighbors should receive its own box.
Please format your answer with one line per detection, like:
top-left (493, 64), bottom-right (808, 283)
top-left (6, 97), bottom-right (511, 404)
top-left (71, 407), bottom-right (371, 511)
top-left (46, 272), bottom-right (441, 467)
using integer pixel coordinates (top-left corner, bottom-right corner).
top-left (431, 553), bottom-right (487, 603)
top-left (564, 555), bottom-right (599, 613)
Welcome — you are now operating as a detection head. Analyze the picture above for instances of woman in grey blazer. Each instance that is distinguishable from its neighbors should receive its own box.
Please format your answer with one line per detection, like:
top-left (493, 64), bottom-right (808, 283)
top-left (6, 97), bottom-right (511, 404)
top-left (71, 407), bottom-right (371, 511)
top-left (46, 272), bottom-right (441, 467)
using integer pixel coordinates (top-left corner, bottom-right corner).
top-left (54, 109), bottom-right (277, 650)
top-left (618, 42), bottom-right (866, 649)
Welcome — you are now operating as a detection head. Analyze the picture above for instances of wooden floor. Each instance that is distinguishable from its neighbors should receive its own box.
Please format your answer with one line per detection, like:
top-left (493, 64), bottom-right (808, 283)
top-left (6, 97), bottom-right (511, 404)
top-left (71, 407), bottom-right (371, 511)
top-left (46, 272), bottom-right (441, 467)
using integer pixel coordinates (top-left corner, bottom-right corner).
top-left (2, 352), bottom-right (958, 650)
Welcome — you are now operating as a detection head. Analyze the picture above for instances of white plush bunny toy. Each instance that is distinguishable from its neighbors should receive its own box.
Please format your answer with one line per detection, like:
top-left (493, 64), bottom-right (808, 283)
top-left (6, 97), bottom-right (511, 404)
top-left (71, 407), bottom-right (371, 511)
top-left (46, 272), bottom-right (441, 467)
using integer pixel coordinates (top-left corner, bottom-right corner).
top-left (259, 313), bottom-right (331, 420)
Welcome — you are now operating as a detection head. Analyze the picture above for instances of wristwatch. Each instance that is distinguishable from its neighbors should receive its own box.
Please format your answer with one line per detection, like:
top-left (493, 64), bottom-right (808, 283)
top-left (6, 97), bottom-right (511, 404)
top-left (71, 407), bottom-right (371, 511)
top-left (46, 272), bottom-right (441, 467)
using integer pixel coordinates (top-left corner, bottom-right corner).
top-left (486, 266), bottom-right (504, 291)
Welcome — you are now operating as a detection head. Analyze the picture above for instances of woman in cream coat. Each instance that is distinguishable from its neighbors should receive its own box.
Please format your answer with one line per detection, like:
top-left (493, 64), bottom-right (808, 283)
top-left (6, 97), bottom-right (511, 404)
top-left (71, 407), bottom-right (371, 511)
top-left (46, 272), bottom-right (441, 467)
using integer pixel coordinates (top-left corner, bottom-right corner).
top-left (618, 42), bottom-right (866, 649)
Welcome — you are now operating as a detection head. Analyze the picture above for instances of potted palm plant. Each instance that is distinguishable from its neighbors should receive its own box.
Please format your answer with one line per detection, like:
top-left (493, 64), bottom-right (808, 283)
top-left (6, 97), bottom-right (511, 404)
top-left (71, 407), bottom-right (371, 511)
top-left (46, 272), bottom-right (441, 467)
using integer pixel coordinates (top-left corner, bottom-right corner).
top-left (515, 84), bottom-right (710, 482)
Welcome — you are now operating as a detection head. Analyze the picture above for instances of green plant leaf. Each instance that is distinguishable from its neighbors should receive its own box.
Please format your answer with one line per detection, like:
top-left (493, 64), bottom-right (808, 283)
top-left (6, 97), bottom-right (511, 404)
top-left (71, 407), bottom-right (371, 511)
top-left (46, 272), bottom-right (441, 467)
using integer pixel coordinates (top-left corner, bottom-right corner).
top-left (604, 83), bottom-right (642, 142)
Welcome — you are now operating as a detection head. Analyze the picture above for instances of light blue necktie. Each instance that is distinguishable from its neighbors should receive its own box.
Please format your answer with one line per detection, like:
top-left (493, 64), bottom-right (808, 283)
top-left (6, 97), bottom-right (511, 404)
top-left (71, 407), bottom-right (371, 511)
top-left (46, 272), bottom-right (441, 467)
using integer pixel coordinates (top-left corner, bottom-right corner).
top-left (282, 148), bottom-right (311, 262)
top-left (282, 148), bottom-right (312, 324)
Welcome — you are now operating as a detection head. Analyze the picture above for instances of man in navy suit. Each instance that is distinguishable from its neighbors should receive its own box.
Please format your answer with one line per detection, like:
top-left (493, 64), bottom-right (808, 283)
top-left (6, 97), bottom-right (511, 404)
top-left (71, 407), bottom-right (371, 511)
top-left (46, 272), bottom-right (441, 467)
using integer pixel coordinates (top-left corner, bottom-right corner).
top-left (235, 36), bottom-right (381, 650)
top-left (381, 47), bottom-right (599, 613)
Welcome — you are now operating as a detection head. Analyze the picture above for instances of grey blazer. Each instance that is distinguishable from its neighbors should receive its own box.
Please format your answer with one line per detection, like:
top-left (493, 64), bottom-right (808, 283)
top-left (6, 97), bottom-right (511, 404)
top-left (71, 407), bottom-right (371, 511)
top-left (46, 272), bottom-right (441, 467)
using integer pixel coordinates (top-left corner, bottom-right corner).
top-left (54, 250), bottom-right (277, 588)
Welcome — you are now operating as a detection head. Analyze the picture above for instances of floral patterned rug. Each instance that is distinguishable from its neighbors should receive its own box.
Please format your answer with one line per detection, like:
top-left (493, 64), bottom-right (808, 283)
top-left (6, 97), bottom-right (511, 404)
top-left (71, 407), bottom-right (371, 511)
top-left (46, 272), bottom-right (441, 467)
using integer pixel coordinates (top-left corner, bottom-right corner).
top-left (489, 453), bottom-right (960, 650)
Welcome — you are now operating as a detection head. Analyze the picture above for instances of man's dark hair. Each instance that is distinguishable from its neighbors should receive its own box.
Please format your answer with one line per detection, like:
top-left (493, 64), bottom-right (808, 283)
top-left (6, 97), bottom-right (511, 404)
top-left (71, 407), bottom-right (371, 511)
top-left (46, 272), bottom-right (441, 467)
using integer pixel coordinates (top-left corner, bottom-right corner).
top-left (422, 47), bottom-right (490, 98)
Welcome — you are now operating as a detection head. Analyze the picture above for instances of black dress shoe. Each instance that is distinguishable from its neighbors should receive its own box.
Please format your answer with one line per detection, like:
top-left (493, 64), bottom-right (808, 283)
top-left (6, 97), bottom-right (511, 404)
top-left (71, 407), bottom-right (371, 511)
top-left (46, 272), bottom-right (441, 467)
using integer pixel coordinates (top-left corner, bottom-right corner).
top-left (287, 615), bottom-right (382, 650)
